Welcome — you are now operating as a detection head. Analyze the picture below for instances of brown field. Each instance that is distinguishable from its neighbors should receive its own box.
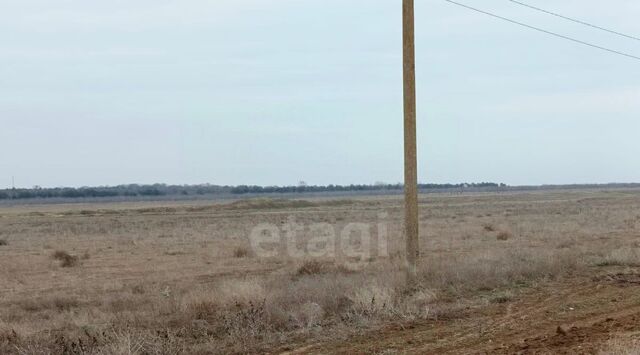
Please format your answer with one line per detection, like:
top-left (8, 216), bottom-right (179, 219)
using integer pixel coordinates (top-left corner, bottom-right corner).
top-left (1, 189), bottom-right (640, 354)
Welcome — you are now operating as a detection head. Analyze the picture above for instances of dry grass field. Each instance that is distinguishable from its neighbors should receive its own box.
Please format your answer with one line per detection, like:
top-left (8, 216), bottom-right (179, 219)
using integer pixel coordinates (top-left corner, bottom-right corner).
top-left (1, 189), bottom-right (640, 354)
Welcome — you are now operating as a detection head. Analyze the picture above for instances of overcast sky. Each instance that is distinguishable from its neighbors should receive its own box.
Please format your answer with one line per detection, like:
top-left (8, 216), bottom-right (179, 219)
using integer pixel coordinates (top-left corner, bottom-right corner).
top-left (1, 0), bottom-right (639, 188)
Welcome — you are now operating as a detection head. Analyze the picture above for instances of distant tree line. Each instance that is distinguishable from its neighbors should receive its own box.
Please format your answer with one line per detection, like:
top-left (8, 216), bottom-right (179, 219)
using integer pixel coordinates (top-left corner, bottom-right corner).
top-left (230, 182), bottom-right (504, 194)
top-left (0, 184), bottom-right (229, 200)
top-left (0, 182), bottom-right (505, 200)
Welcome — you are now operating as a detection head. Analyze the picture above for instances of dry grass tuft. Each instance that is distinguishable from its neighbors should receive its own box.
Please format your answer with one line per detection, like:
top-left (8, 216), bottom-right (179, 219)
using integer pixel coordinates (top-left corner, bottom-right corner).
top-left (348, 282), bottom-right (396, 317)
top-left (0, 329), bottom-right (19, 344)
top-left (296, 260), bottom-right (327, 276)
top-left (489, 291), bottom-right (513, 304)
top-left (497, 230), bottom-right (513, 241)
top-left (187, 299), bottom-right (220, 321)
top-left (18, 295), bottom-right (80, 312)
top-left (229, 198), bottom-right (315, 210)
top-left (215, 279), bottom-right (266, 306)
top-left (0, 239), bottom-right (7, 246)
top-left (483, 223), bottom-right (496, 232)
top-left (600, 336), bottom-right (640, 354)
top-left (596, 248), bottom-right (640, 267)
top-left (131, 284), bottom-right (146, 295)
top-left (164, 251), bottom-right (187, 256)
top-left (420, 249), bottom-right (580, 295)
top-left (233, 246), bottom-right (252, 258)
top-left (52, 250), bottom-right (80, 267)
top-left (557, 239), bottom-right (576, 249)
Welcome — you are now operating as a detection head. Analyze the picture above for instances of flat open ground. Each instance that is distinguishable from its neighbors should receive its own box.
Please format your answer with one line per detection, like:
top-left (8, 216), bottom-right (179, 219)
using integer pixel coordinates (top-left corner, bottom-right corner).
top-left (1, 189), bottom-right (640, 354)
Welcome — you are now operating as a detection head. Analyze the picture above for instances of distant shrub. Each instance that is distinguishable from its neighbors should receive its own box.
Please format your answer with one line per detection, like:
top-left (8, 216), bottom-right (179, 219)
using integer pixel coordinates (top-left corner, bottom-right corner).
top-left (52, 250), bottom-right (79, 267)
top-left (489, 291), bottom-right (513, 304)
top-left (233, 246), bottom-right (251, 258)
top-left (483, 223), bottom-right (496, 232)
top-left (131, 284), bottom-right (146, 295)
top-left (0, 239), bottom-right (7, 246)
top-left (497, 231), bottom-right (512, 241)
top-left (296, 260), bottom-right (326, 276)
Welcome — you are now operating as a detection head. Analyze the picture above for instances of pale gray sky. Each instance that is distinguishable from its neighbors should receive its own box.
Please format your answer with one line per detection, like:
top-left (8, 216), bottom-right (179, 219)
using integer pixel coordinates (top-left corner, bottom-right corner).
top-left (1, 0), bottom-right (639, 188)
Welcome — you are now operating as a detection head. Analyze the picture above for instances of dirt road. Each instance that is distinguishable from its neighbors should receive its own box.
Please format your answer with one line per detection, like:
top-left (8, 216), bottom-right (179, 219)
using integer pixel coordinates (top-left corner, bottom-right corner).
top-left (283, 269), bottom-right (640, 354)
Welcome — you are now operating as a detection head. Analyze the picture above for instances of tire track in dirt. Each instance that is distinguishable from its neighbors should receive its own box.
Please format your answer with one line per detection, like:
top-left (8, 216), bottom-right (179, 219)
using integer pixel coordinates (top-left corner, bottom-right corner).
top-left (282, 271), bottom-right (640, 354)
top-left (494, 308), bottom-right (640, 354)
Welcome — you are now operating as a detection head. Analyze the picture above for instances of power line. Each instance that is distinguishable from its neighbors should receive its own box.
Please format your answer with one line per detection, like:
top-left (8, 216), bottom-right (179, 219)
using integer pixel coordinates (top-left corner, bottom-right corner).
top-left (444, 0), bottom-right (640, 62)
top-left (509, 0), bottom-right (640, 42)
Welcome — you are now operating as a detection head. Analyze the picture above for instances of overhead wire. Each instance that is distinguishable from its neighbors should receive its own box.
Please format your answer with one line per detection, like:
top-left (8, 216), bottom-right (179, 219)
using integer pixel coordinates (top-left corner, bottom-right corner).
top-left (509, 0), bottom-right (640, 42)
top-left (443, 0), bottom-right (640, 62)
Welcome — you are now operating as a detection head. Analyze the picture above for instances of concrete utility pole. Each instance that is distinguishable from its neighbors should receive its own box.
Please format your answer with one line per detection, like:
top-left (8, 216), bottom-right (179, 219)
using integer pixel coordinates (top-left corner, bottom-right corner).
top-left (403, 0), bottom-right (419, 285)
